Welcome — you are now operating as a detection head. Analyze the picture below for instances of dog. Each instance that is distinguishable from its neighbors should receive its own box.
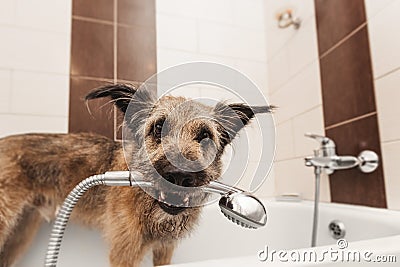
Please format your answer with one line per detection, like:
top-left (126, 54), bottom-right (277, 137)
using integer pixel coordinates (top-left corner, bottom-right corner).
top-left (0, 84), bottom-right (271, 267)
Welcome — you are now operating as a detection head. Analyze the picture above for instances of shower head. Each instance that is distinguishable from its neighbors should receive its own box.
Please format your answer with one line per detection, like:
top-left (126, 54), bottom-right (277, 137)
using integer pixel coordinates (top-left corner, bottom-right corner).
top-left (203, 181), bottom-right (267, 229)
top-left (219, 193), bottom-right (267, 229)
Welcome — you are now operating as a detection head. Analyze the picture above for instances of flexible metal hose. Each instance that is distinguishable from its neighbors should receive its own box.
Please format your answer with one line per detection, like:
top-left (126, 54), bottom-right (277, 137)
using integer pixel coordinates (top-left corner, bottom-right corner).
top-left (44, 174), bottom-right (106, 267)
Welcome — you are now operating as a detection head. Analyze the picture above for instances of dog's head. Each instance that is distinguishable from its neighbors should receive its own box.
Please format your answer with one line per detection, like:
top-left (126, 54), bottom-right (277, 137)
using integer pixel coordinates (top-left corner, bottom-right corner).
top-left (86, 84), bottom-right (272, 218)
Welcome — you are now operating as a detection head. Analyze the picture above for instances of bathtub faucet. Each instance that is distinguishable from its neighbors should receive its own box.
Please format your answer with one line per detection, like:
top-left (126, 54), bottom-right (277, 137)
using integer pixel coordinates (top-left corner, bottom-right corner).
top-left (304, 133), bottom-right (379, 247)
top-left (304, 133), bottom-right (379, 174)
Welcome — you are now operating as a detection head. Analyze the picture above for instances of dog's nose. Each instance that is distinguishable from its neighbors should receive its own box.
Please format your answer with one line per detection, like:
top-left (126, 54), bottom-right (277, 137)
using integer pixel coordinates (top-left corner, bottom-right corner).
top-left (164, 172), bottom-right (196, 187)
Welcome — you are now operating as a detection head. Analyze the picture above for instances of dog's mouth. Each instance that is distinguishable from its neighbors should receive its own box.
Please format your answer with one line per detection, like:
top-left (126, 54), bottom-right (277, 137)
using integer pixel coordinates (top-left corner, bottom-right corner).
top-left (155, 191), bottom-right (190, 215)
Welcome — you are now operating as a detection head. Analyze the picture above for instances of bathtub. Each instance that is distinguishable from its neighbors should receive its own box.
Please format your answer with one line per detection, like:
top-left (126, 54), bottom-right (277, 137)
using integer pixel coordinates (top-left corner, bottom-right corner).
top-left (19, 198), bottom-right (400, 266)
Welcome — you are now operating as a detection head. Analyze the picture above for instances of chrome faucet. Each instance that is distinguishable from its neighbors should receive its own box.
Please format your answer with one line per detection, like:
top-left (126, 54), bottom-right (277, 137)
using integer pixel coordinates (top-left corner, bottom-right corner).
top-left (304, 133), bottom-right (379, 248)
top-left (304, 133), bottom-right (379, 174)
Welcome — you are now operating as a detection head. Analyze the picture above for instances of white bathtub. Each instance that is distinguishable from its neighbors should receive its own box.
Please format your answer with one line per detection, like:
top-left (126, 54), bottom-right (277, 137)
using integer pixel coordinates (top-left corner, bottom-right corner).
top-left (19, 198), bottom-right (400, 266)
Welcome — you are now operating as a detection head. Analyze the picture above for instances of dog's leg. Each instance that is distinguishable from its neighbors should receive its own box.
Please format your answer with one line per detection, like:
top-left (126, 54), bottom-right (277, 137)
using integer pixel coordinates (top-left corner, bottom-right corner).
top-left (152, 241), bottom-right (176, 266)
top-left (0, 207), bottom-right (42, 267)
top-left (0, 175), bottom-right (33, 251)
top-left (109, 237), bottom-right (148, 267)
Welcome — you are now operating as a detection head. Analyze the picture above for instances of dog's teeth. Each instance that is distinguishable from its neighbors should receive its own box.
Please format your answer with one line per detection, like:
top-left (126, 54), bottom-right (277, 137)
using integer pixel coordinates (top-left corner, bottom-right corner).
top-left (184, 196), bottom-right (189, 205)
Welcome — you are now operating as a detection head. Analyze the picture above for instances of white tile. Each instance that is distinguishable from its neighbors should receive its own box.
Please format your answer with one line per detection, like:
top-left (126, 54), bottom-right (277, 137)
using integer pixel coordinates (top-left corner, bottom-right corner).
top-left (0, 69), bottom-right (12, 113)
top-left (156, 15), bottom-right (197, 52)
top-left (275, 120), bottom-right (294, 161)
top-left (368, 0), bottom-right (400, 78)
top-left (287, 17), bottom-right (319, 77)
top-left (156, 0), bottom-right (199, 18)
top-left (382, 141), bottom-right (400, 210)
top-left (292, 106), bottom-right (325, 157)
top-left (270, 61), bottom-right (322, 124)
top-left (375, 69), bottom-right (400, 142)
top-left (15, 0), bottom-right (72, 33)
top-left (365, 0), bottom-right (396, 19)
top-left (0, 114), bottom-right (68, 138)
top-left (233, 0), bottom-right (265, 29)
top-left (11, 71), bottom-right (69, 116)
top-left (0, 0), bottom-right (15, 25)
top-left (157, 49), bottom-right (201, 70)
top-left (0, 26), bottom-right (70, 74)
top-left (196, 0), bottom-right (234, 25)
top-left (167, 84), bottom-right (201, 99)
top-left (195, 54), bottom-right (236, 68)
top-left (234, 59), bottom-right (268, 95)
top-left (274, 158), bottom-right (331, 201)
top-left (198, 21), bottom-right (266, 61)
top-left (254, 167), bottom-right (276, 197)
top-left (267, 48), bottom-right (290, 92)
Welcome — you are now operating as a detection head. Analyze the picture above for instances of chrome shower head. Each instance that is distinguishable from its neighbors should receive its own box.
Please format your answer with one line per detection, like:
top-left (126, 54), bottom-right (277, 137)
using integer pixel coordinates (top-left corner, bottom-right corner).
top-left (219, 193), bottom-right (267, 229)
top-left (203, 181), bottom-right (267, 229)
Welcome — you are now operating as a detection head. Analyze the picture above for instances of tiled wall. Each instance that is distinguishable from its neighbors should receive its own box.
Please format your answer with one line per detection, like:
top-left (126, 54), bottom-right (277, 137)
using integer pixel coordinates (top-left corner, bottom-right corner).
top-left (0, 0), bottom-right (71, 137)
top-left (264, 0), bottom-right (331, 201)
top-left (69, 0), bottom-right (156, 140)
top-left (315, 0), bottom-right (386, 208)
top-left (366, 0), bottom-right (400, 210)
top-left (156, 0), bottom-right (274, 197)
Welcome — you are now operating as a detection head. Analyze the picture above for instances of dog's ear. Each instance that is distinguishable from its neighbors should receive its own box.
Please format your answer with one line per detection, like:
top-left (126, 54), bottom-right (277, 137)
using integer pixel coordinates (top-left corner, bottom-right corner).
top-left (85, 84), bottom-right (137, 113)
top-left (214, 103), bottom-right (274, 147)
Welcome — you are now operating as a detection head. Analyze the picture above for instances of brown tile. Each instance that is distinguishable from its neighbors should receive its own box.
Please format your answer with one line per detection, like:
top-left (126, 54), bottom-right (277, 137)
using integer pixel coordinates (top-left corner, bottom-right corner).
top-left (326, 115), bottom-right (387, 208)
top-left (69, 77), bottom-right (115, 139)
top-left (70, 19), bottom-right (114, 79)
top-left (117, 25), bottom-right (157, 82)
top-left (73, 0), bottom-right (114, 21)
top-left (320, 27), bottom-right (376, 127)
top-left (315, 0), bottom-right (366, 54)
top-left (118, 0), bottom-right (155, 28)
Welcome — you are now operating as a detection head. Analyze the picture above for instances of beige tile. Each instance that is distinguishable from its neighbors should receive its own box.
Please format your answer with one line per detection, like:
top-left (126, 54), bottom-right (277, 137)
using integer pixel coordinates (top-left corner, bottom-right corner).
top-left (368, 0), bottom-right (400, 78)
top-left (0, 69), bottom-right (12, 113)
top-left (287, 17), bottom-right (319, 77)
top-left (275, 120), bottom-right (294, 161)
top-left (375, 69), bottom-right (400, 142)
top-left (274, 158), bottom-right (331, 202)
top-left (270, 61), bottom-right (322, 124)
top-left (0, 0), bottom-right (15, 25)
top-left (11, 71), bottom-right (69, 116)
top-left (365, 0), bottom-right (396, 19)
top-left (382, 141), bottom-right (400, 210)
top-left (0, 114), bottom-right (67, 138)
top-left (267, 48), bottom-right (290, 93)
top-left (292, 106), bottom-right (325, 157)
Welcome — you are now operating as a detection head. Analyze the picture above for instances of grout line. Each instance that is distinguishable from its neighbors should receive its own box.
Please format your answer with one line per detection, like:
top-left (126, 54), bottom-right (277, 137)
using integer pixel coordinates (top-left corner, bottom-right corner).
top-left (274, 155), bottom-right (307, 163)
top-left (319, 22), bottom-right (367, 59)
top-left (324, 111), bottom-right (377, 130)
top-left (382, 139), bottom-right (400, 145)
top-left (113, 0), bottom-right (118, 141)
top-left (0, 112), bottom-right (68, 118)
top-left (70, 75), bottom-right (114, 82)
top-left (274, 104), bottom-right (323, 127)
top-left (72, 15), bottom-right (114, 26)
top-left (375, 66), bottom-right (400, 81)
top-left (268, 57), bottom-right (320, 95)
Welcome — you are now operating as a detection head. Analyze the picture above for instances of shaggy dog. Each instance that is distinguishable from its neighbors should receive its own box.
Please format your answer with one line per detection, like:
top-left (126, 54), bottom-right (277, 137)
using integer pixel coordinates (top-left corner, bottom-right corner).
top-left (0, 84), bottom-right (271, 267)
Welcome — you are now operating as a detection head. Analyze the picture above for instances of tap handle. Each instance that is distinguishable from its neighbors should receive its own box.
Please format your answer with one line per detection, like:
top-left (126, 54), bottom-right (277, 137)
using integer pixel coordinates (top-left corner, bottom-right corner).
top-left (305, 133), bottom-right (335, 147)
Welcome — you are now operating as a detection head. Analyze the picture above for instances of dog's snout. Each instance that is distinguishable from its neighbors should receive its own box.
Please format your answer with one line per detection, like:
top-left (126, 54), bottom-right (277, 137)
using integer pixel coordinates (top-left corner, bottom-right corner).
top-left (164, 173), bottom-right (196, 187)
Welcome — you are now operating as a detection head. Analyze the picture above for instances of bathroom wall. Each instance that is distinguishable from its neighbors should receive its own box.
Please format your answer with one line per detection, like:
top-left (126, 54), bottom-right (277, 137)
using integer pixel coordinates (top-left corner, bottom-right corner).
top-left (264, 0), bottom-right (331, 201)
top-left (314, 0), bottom-right (386, 208)
top-left (156, 0), bottom-right (274, 197)
top-left (68, 0), bottom-right (157, 140)
top-left (0, 0), bottom-right (71, 137)
top-left (366, 0), bottom-right (400, 210)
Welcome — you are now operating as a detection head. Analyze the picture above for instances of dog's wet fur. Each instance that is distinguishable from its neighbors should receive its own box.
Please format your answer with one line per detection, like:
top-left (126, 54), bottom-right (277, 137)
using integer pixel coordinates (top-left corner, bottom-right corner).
top-left (0, 84), bottom-right (271, 267)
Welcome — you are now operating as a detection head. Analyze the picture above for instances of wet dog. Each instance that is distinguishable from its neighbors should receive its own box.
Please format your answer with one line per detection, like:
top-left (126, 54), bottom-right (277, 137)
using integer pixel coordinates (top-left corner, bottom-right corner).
top-left (0, 84), bottom-right (271, 266)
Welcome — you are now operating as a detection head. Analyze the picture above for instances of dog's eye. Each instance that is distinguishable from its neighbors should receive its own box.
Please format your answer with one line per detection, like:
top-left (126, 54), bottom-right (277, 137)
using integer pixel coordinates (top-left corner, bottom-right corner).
top-left (196, 128), bottom-right (212, 142)
top-left (153, 120), bottom-right (164, 139)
